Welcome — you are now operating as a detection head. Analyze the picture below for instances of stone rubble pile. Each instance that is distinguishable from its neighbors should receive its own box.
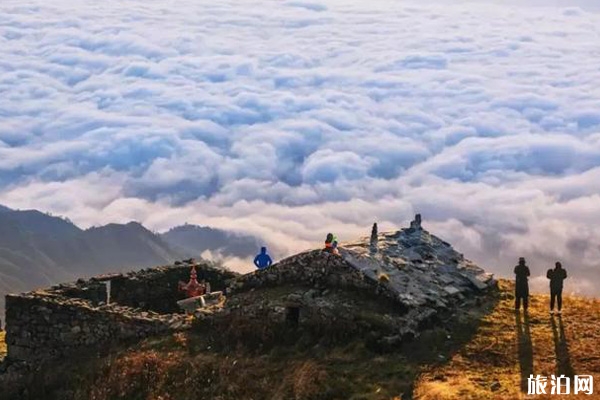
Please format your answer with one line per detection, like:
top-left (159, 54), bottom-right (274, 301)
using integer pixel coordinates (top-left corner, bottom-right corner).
top-left (341, 214), bottom-right (495, 309)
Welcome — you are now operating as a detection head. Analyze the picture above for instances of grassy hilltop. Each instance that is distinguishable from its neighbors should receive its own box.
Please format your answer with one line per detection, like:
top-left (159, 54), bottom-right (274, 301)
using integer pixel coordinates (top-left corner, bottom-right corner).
top-left (414, 281), bottom-right (600, 399)
top-left (3, 280), bottom-right (600, 399)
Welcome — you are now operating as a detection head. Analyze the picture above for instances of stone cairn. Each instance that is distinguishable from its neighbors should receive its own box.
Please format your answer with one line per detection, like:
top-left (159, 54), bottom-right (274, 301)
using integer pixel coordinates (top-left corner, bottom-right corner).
top-left (409, 213), bottom-right (422, 230)
top-left (370, 222), bottom-right (378, 252)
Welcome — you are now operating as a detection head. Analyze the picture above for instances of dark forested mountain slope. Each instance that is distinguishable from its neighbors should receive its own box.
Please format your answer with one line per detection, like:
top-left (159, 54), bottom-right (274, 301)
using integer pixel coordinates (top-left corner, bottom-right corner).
top-left (161, 224), bottom-right (264, 259)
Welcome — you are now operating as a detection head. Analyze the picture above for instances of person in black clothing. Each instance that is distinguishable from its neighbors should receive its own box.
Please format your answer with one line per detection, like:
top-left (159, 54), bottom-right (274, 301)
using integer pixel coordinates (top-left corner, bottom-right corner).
top-left (547, 262), bottom-right (568, 315)
top-left (514, 257), bottom-right (531, 311)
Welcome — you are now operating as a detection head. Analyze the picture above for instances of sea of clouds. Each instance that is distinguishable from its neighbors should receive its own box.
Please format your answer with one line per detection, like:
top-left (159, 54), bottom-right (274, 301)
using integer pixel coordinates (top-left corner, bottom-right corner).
top-left (0, 0), bottom-right (599, 293)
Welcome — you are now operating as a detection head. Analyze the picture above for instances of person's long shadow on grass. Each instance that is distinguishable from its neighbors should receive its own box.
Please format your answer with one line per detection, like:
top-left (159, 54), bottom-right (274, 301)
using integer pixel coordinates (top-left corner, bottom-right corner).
top-left (515, 311), bottom-right (533, 393)
top-left (551, 316), bottom-right (575, 379)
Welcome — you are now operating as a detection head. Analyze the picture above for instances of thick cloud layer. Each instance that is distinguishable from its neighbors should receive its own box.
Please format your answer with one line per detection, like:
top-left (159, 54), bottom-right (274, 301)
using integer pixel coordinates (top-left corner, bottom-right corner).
top-left (1, 0), bottom-right (599, 294)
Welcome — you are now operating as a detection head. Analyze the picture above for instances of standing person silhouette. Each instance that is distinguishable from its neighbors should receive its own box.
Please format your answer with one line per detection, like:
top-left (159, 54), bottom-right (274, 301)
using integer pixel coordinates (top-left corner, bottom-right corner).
top-left (514, 257), bottom-right (531, 312)
top-left (547, 262), bottom-right (568, 315)
top-left (253, 246), bottom-right (273, 270)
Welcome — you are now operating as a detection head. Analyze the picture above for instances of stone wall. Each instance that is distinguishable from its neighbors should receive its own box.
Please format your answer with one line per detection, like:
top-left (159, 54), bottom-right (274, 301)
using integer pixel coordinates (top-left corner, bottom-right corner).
top-left (57, 279), bottom-right (108, 305)
top-left (228, 250), bottom-right (407, 311)
top-left (4, 293), bottom-right (182, 363)
top-left (196, 284), bottom-right (407, 350)
top-left (109, 264), bottom-right (236, 313)
top-left (3, 262), bottom-right (238, 364)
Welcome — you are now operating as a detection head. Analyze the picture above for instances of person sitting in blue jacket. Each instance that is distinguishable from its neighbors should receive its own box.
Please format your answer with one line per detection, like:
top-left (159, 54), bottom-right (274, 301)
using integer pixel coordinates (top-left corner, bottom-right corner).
top-left (254, 246), bottom-right (273, 270)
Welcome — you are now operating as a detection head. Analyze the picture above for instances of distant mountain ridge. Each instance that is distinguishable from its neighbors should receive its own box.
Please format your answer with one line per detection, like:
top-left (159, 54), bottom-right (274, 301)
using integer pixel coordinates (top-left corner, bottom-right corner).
top-left (0, 205), bottom-right (266, 322)
top-left (161, 224), bottom-right (263, 259)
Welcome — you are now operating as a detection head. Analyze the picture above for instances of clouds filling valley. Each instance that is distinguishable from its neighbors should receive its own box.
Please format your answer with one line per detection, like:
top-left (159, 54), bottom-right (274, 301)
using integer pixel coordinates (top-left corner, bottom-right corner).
top-left (0, 0), bottom-right (599, 294)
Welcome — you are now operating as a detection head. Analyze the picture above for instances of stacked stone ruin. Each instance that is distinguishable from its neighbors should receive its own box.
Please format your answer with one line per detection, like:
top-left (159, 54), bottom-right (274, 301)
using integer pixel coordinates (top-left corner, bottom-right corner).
top-left (2, 261), bottom-right (236, 364)
top-left (1, 214), bottom-right (497, 394)
top-left (216, 215), bottom-right (496, 344)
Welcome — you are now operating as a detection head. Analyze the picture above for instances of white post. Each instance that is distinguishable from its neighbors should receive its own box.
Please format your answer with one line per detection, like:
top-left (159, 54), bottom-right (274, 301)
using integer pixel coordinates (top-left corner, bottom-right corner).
top-left (104, 280), bottom-right (111, 305)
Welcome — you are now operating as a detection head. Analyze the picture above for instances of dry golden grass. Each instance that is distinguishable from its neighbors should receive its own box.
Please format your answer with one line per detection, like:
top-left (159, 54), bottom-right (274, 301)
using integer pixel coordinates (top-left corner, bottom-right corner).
top-left (414, 280), bottom-right (600, 399)
top-left (74, 339), bottom-right (413, 400)
top-left (0, 331), bottom-right (6, 359)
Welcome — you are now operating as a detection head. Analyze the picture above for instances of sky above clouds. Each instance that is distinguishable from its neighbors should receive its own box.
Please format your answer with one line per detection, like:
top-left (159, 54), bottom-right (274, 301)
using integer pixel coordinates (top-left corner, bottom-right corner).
top-left (0, 0), bottom-right (599, 293)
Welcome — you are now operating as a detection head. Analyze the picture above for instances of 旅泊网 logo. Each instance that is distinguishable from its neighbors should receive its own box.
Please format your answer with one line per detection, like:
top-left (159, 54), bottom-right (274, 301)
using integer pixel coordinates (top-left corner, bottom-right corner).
top-left (528, 374), bottom-right (594, 395)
